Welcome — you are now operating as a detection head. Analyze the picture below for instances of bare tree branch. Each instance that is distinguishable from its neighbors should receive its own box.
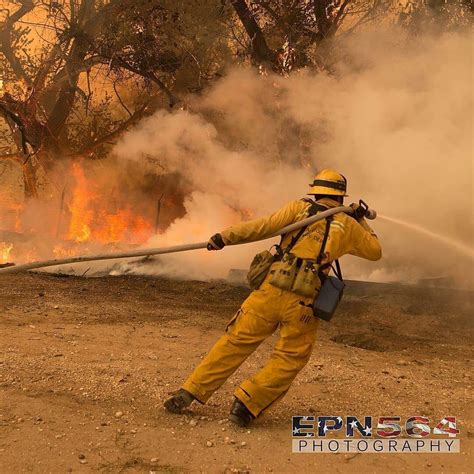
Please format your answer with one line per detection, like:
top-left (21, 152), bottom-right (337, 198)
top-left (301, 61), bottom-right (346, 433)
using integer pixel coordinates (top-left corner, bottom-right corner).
top-left (334, 0), bottom-right (353, 28)
top-left (46, 0), bottom-right (149, 138)
top-left (45, 1), bottom-right (92, 136)
top-left (312, 0), bottom-right (332, 39)
top-left (0, 0), bottom-right (34, 85)
top-left (110, 57), bottom-right (180, 108)
top-left (0, 100), bottom-right (32, 154)
top-left (113, 80), bottom-right (132, 117)
top-left (71, 103), bottom-right (150, 158)
top-left (230, 0), bottom-right (277, 68)
top-left (343, 0), bottom-right (383, 33)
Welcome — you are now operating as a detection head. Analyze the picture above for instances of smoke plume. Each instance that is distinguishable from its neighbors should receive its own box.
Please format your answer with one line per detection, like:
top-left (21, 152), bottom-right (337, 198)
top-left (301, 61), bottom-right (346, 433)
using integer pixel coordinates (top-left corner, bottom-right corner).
top-left (113, 29), bottom-right (472, 285)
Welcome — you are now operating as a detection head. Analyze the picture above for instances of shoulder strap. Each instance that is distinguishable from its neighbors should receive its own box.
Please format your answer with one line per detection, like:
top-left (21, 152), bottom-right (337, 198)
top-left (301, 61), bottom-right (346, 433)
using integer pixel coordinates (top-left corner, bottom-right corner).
top-left (303, 197), bottom-right (327, 216)
top-left (283, 225), bottom-right (306, 255)
top-left (317, 218), bottom-right (344, 282)
top-left (316, 217), bottom-right (332, 264)
top-left (280, 199), bottom-right (327, 255)
top-left (333, 259), bottom-right (343, 280)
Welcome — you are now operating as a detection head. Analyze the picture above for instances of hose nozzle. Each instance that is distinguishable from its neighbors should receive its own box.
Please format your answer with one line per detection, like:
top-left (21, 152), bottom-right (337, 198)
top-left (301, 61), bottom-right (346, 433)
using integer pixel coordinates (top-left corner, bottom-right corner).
top-left (365, 209), bottom-right (377, 220)
top-left (355, 199), bottom-right (377, 220)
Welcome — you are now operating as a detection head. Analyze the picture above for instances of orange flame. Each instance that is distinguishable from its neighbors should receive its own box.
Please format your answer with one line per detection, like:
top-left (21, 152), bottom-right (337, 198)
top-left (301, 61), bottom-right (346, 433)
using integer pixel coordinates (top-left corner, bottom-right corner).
top-left (67, 163), bottom-right (94, 242)
top-left (0, 242), bottom-right (13, 263)
top-left (66, 162), bottom-right (153, 245)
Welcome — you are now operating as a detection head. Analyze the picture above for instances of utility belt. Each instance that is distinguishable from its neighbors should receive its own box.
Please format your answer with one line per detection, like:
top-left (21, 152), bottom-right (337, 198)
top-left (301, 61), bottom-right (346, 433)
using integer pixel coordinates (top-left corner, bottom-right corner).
top-left (268, 252), bottom-right (322, 297)
top-left (246, 202), bottom-right (345, 321)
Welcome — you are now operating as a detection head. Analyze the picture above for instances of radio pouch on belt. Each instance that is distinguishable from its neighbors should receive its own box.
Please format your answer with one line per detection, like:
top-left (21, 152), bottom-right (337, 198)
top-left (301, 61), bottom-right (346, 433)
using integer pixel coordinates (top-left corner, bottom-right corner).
top-left (312, 218), bottom-right (346, 322)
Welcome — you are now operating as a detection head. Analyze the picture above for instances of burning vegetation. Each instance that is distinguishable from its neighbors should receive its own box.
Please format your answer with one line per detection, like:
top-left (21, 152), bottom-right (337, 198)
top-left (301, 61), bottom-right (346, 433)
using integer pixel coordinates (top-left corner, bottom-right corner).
top-left (0, 159), bottom-right (186, 266)
top-left (64, 163), bottom-right (153, 245)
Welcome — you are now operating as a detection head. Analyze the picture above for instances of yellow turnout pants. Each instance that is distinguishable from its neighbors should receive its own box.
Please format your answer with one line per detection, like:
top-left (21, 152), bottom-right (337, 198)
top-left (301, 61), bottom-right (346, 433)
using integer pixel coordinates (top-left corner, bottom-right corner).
top-left (182, 277), bottom-right (319, 417)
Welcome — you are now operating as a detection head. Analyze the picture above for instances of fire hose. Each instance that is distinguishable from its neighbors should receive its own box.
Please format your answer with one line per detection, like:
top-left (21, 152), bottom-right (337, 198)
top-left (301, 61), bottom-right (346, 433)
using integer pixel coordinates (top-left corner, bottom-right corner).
top-left (0, 205), bottom-right (376, 275)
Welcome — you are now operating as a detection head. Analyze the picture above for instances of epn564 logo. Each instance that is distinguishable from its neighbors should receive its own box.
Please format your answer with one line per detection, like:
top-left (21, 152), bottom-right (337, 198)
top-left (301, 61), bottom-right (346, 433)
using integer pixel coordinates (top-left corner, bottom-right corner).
top-left (292, 416), bottom-right (460, 453)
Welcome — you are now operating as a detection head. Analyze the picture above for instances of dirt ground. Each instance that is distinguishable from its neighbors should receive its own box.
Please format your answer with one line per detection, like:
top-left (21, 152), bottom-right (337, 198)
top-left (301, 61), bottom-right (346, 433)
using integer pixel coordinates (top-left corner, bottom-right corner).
top-left (0, 272), bottom-right (472, 473)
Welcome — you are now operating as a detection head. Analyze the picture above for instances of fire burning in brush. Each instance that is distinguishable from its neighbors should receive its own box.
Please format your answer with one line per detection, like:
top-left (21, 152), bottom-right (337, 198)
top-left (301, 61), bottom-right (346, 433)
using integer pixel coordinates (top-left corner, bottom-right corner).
top-left (0, 161), bottom-right (187, 267)
top-left (65, 163), bottom-right (153, 245)
top-left (0, 242), bottom-right (13, 263)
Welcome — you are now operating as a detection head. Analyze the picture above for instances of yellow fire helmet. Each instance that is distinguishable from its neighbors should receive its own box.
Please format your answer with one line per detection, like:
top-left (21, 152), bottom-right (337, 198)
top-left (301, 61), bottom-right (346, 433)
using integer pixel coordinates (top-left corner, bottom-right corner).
top-left (308, 169), bottom-right (348, 196)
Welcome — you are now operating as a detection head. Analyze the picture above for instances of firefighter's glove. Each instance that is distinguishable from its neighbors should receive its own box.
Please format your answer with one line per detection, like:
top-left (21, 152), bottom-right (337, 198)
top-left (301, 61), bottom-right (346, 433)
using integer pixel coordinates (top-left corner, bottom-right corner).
top-left (349, 203), bottom-right (366, 220)
top-left (207, 233), bottom-right (226, 251)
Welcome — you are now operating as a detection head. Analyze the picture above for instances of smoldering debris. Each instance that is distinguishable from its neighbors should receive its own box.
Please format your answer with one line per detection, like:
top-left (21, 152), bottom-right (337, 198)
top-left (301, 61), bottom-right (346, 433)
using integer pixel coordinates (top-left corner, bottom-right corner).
top-left (113, 30), bottom-right (472, 286)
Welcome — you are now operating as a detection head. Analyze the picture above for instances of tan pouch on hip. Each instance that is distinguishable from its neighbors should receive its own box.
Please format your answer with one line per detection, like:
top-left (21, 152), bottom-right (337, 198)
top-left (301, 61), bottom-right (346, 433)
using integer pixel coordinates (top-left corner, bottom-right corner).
top-left (247, 250), bottom-right (276, 290)
top-left (269, 253), bottom-right (299, 291)
top-left (291, 260), bottom-right (320, 297)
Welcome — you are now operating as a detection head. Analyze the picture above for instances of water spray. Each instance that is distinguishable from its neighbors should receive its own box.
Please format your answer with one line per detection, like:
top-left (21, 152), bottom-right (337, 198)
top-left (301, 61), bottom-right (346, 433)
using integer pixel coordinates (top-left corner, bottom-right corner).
top-left (378, 215), bottom-right (474, 259)
top-left (0, 205), bottom-right (376, 275)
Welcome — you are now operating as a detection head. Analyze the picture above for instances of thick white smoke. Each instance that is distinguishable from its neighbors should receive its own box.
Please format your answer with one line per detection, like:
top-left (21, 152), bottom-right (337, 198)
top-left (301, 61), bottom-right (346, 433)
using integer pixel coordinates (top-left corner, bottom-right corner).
top-left (114, 30), bottom-right (472, 285)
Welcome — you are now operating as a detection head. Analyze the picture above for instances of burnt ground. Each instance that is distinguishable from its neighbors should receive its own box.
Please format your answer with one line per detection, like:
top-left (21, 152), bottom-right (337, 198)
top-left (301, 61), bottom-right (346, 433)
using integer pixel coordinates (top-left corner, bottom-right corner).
top-left (0, 273), bottom-right (472, 473)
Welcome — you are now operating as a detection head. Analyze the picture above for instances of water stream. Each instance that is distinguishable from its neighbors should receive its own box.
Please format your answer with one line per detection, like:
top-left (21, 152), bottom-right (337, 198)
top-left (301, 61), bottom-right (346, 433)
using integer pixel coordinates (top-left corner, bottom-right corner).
top-left (378, 214), bottom-right (474, 259)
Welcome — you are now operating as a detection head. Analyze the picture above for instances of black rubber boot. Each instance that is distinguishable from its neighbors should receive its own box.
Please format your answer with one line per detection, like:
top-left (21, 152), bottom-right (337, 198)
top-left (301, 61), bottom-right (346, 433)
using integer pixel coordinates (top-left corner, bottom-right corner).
top-left (164, 389), bottom-right (195, 414)
top-left (228, 398), bottom-right (255, 427)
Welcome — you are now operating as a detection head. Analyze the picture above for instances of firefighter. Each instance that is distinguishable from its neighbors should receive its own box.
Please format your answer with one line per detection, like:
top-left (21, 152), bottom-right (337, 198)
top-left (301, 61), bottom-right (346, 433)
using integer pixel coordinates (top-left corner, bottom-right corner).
top-left (164, 169), bottom-right (381, 426)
